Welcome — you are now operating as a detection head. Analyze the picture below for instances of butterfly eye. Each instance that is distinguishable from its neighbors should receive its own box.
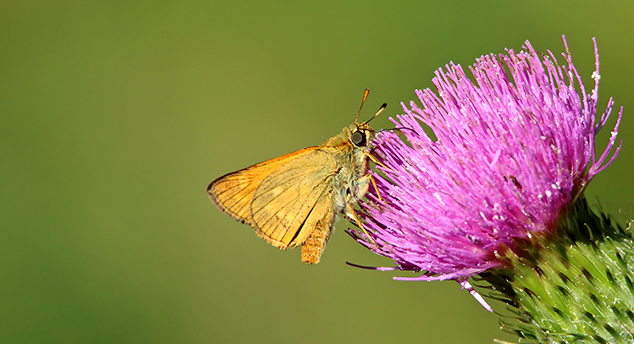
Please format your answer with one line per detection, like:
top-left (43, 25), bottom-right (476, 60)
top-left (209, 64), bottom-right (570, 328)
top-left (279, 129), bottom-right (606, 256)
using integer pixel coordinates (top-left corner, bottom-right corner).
top-left (351, 131), bottom-right (366, 147)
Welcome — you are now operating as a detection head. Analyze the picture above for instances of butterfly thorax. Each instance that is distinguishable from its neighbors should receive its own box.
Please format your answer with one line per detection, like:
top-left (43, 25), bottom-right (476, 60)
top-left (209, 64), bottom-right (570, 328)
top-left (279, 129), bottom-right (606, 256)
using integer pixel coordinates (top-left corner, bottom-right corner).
top-left (319, 122), bottom-right (374, 208)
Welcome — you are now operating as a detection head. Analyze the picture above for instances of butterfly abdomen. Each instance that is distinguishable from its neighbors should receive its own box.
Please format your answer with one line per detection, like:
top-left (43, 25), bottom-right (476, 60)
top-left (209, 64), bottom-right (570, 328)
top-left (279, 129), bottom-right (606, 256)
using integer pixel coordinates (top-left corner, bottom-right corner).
top-left (300, 207), bottom-right (336, 264)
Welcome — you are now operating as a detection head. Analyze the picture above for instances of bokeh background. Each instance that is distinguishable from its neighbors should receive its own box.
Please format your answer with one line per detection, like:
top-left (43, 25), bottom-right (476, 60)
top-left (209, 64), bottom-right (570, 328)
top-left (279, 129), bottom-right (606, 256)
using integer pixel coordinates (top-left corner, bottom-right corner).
top-left (2, 1), bottom-right (632, 343)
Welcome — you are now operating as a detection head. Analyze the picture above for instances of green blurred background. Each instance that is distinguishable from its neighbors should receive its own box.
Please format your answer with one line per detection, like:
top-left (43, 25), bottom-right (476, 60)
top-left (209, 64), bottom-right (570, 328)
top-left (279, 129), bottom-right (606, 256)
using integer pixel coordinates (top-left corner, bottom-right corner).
top-left (1, 1), bottom-right (632, 343)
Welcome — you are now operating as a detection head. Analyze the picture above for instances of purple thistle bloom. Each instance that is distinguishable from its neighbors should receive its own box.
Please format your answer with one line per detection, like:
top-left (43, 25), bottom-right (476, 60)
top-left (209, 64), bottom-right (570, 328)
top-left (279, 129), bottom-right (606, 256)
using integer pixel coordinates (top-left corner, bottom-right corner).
top-left (351, 37), bottom-right (622, 290)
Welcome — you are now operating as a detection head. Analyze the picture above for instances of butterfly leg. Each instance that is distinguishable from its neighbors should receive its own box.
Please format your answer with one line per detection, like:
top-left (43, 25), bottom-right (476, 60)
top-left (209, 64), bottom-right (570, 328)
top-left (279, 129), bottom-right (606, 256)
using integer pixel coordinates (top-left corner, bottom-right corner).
top-left (345, 174), bottom-right (378, 247)
top-left (364, 151), bottom-right (398, 173)
top-left (345, 201), bottom-right (378, 247)
top-left (370, 175), bottom-right (384, 202)
top-left (356, 170), bottom-right (384, 203)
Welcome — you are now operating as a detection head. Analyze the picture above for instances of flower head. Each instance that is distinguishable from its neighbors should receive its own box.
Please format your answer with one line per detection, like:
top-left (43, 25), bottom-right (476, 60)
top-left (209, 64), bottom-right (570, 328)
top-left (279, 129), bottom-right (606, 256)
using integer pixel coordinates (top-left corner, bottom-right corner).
top-left (351, 37), bottom-right (622, 283)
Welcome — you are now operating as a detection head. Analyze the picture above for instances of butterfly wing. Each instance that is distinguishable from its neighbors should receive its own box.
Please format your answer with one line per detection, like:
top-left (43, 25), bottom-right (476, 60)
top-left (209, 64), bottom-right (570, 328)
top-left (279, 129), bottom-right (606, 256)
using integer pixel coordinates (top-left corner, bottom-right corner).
top-left (207, 147), bottom-right (316, 226)
top-left (250, 148), bottom-right (339, 249)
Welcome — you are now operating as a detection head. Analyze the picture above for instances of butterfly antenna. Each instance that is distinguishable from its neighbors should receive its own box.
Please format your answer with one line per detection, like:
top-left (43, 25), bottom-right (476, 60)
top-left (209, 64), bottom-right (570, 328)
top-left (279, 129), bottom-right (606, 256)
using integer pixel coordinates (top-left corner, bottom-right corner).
top-left (360, 103), bottom-right (387, 126)
top-left (354, 89), bottom-right (370, 124)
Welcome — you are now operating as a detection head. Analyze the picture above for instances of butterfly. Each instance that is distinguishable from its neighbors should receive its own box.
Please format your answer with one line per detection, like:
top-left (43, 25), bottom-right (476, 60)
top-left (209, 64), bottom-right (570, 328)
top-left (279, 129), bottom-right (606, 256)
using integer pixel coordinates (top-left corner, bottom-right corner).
top-left (207, 89), bottom-right (385, 264)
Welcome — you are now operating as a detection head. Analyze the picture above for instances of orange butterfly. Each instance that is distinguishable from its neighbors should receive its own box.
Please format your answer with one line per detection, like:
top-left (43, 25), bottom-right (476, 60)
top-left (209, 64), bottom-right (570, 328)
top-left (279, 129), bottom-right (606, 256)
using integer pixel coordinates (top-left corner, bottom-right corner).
top-left (207, 90), bottom-right (385, 264)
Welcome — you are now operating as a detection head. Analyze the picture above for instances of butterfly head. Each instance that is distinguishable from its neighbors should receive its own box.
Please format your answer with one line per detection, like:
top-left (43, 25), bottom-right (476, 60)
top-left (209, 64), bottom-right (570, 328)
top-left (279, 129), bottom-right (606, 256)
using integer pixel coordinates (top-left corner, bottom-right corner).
top-left (350, 122), bottom-right (373, 148)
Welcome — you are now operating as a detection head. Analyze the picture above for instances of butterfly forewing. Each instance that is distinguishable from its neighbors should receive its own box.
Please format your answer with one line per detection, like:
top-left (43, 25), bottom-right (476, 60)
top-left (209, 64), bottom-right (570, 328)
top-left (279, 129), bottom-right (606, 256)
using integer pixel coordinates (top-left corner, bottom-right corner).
top-left (207, 148), bottom-right (316, 226)
top-left (251, 148), bottom-right (338, 248)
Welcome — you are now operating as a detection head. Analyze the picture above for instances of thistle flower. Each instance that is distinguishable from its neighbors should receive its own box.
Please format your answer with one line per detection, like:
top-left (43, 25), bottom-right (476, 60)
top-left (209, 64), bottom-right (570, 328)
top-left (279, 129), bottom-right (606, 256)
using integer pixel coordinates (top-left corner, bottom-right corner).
top-left (350, 37), bottom-right (628, 342)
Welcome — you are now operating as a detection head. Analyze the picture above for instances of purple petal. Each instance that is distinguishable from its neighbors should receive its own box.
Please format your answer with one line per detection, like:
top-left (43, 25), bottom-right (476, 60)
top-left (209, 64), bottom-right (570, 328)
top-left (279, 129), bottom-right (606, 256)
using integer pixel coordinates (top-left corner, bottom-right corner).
top-left (352, 37), bottom-right (622, 283)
